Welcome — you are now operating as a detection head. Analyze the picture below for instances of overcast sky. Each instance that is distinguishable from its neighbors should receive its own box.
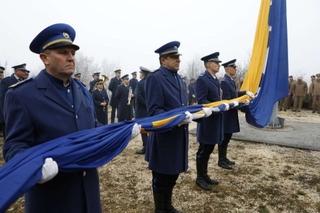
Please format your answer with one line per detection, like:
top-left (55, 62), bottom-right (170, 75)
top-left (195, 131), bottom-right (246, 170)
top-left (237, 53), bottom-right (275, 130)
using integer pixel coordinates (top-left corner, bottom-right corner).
top-left (1, 0), bottom-right (319, 81)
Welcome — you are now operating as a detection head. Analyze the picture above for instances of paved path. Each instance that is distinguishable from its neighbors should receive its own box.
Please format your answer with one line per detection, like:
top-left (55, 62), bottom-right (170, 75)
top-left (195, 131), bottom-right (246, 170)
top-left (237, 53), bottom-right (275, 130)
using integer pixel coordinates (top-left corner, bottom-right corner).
top-left (190, 116), bottom-right (320, 151)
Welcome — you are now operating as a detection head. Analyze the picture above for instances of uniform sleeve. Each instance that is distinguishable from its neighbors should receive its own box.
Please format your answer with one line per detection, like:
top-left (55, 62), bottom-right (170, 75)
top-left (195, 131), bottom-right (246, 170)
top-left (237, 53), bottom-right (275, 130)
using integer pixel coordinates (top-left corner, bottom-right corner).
top-left (108, 79), bottom-right (114, 92)
top-left (0, 80), bottom-right (9, 112)
top-left (3, 90), bottom-right (33, 161)
top-left (221, 80), bottom-right (231, 100)
top-left (135, 82), bottom-right (145, 106)
top-left (145, 74), bottom-right (165, 116)
top-left (196, 77), bottom-right (209, 104)
top-left (92, 91), bottom-right (101, 107)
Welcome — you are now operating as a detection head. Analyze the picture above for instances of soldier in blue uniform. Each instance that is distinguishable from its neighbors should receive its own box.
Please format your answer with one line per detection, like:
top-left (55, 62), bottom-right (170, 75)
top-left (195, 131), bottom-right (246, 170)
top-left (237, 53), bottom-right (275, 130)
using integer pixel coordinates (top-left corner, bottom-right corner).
top-left (89, 72), bottom-right (100, 93)
top-left (73, 72), bottom-right (81, 81)
top-left (92, 79), bottom-right (109, 125)
top-left (129, 71), bottom-right (139, 116)
top-left (145, 41), bottom-right (188, 213)
top-left (108, 69), bottom-right (122, 123)
top-left (0, 63), bottom-right (30, 137)
top-left (114, 74), bottom-right (133, 122)
top-left (2, 23), bottom-right (101, 213)
top-left (188, 78), bottom-right (197, 105)
top-left (0, 66), bottom-right (4, 81)
top-left (135, 66), bottom-right (152, 154)
top-left (0, 66), bottom-right (5, 136)
top-left (195, 52), bottom-right (223, 190)
top-left (219, 59), bottom-right (246, 169)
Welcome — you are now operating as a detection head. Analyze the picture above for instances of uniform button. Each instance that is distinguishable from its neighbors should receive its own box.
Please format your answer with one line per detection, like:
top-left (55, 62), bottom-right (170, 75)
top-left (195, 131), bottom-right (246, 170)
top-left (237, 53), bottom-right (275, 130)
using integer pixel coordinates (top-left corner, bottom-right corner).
top-left (71, 105), bottom-right (74, 108)
top-left (75, 115), bottom-right (78, 119)
top-left (83, 171), bottom-right (86, 177)
top-left (182, 104), bottom-right (184, 106)
top-left (67, 89), bottom-right (71, 93)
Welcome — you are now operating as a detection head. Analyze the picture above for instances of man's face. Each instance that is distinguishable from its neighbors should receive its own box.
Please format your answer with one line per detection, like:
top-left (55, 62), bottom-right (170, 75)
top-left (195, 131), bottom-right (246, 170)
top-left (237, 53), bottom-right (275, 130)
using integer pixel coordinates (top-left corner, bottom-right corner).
top-left (139, 71), bottom-right (144, 80)
top-left (207, 61), bottom-right (220, 74)
top-left (93, 75), bottom-right (99, 80)
top-left (161, 54), bottom-right (181, 71)
top-left (132, 73), bottom-right (137, 79)
top-left (15, 69), bottom-right (29, 80)
top-left (116, 72), bottom-right (121, 78)
top-left (40, 47), bottom-right (76, 78)
top-left (0, 73), bottom-right (3, 80)
top-left (226, 66), bottom-right (237, 77)
top-left (123, 78), bottom-right (129, 85)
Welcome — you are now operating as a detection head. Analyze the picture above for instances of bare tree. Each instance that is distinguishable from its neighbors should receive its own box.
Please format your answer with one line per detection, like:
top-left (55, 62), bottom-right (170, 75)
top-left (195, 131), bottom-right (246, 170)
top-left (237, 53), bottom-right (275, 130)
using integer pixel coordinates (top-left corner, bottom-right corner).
top-left (75, 53), bottom-right (99, 86)
top-left (100, 59), bottom-right (120, 79)
top-left (183, 57), bottom-right (203, 81)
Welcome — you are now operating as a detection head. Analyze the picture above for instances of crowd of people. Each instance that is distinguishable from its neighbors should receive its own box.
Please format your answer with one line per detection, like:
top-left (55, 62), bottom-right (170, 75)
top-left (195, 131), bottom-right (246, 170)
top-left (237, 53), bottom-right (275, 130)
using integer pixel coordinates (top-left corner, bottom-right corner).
top-left (0, 23), bottom-right (317, 213)
top-left (279, 74), bottom-right (320, 113)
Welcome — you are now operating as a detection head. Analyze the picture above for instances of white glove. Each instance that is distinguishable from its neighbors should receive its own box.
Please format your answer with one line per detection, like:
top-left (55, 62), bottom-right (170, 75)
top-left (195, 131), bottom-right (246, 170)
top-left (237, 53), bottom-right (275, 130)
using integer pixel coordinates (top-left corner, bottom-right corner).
top-left (179, 111), bottom-right (193, 126)
top-left (246, 91), bottom-right (255, 98)
top-left (232, 101), bottom-right (239, 107)
top-left (202, 107), bottom-right (212, 117)
top-left (39, 157), bottom-right (58, 184)
top-left (223, 103), bottom-right (230, 111)
top-left (131, 123), bottom-right (141, 139)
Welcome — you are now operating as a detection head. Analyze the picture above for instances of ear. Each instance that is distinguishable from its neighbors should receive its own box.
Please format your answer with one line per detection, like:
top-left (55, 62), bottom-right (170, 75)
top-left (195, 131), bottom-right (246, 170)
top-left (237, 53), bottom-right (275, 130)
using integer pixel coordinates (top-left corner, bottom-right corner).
top-left (40, 52), bottom-right (50, 66)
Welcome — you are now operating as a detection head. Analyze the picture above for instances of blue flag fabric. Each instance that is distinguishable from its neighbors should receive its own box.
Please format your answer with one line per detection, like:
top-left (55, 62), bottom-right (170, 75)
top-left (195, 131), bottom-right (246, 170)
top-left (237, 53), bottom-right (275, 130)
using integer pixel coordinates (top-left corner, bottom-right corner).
top-left (246, 0), bottom-right (289, 127)
top-left (0, 101), bottom-right (241, 211)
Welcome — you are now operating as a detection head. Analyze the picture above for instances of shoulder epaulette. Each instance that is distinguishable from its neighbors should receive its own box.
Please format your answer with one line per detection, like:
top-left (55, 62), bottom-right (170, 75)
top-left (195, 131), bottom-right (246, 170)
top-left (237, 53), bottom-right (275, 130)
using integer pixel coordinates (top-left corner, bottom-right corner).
top-left (9, 78), bottom-right (33, 88)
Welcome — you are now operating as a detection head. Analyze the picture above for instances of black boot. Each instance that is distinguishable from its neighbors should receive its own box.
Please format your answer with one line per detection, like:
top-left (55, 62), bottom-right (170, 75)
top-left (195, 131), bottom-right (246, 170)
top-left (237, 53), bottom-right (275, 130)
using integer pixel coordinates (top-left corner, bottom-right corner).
top-left (202, 157), bottom-right (219, 185)
top-left (154, 191), bottom-right (182, 213)
top-left (224, 147), bottom-right (235, 165)
top-left (154, 191), bottom-right (167, 213)
top-left (196, 158), bottom-right (213, 190)
top-left (167, 190), bottom-right (182, 213)
top-left (218, 146), bottom-right (233, 170)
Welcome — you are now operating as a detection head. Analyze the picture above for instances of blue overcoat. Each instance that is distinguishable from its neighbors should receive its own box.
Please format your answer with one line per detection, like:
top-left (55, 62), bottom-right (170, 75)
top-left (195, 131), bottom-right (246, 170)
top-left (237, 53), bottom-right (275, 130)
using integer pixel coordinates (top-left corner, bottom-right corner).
top-left (196, 71), bottom-right (224, 145)
top-left (0, 74), bottom-right (19, 123)
top-left (145, 66), bottom-right (188, 175)
top-left (134, 78), bottom-right (148, 118)
top-left (221, 74), bottom-right (246, 133)
top-left (2, 70), bottom-right (101, 213)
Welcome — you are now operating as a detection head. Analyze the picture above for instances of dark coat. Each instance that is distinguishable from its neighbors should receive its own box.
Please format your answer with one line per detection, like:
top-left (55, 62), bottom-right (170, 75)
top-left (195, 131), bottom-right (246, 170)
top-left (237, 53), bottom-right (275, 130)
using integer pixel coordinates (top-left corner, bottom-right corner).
top-left (108, 77), bottom-right (122, 107)
top-left (221, 74), bottom-right (245, 133)
top-left (3, 70), bottom-right (101, 213)
top-left (114, 84), bottom-right (132, 122)
top-left (92, 88), bottom-right (109, 125)
top-left (134, 78), bottom-right (148, 118)
top-left (196, 71), bottom-right (224, 144)
top-left (145, 66), bottom-right (188, 175)
top-left (89, 79), bottom-right (97, 93)
top-left (188, 82), bottom-right (197, 105)
top-left (129, 78), bottom-right (138, 94)
top-left (0, 74), bottom-right (19, 122)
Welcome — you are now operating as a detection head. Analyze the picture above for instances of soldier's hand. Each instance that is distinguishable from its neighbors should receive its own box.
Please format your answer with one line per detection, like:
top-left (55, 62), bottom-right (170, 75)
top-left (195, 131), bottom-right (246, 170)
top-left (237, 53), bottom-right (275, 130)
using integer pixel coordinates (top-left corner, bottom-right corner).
top-left (39, 158), bottom-right (58, 184)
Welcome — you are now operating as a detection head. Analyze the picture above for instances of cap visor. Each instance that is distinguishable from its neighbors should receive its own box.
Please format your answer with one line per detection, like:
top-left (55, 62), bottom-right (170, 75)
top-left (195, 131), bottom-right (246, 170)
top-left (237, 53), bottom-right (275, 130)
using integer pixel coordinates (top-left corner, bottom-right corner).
top-left (45, 42), bottom-right (80, 51)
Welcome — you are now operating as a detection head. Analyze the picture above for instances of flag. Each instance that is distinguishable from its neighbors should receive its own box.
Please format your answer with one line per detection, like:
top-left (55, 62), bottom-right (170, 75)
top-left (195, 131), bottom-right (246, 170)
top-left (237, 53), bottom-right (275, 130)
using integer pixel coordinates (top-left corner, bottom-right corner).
top-left (241, 0), bottom-right (289, 127)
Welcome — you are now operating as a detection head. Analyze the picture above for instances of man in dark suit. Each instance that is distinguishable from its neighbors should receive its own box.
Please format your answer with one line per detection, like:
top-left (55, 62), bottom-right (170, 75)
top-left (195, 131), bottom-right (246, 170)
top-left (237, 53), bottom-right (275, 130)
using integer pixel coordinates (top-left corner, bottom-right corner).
top-left (0, 66), bottom-right (4, 81)
top-left (92, 79), bottom-right (109, 125)
top-left (220, 59), bottom-right (247, 170)
top-left (135, 66), bottom-right (152, 154)
top-left (195, 52), bottom-right (223, 191)
top-left (0, 63), bottom-right (30, 137)
top-left (188, 78), bottom-right (197, 105)
top-left (108, 69), bottom-right (121, 123)
top-left (145, 41), bottom-right (188, 213)
top-left (129, 71), bottom-right (139, 116)
top-left (2, 23), bottom-right (101, 213)
top-left (89, 72), bottom-right (100, 93)
top-left (114, 74), bottom-right (133, 122)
